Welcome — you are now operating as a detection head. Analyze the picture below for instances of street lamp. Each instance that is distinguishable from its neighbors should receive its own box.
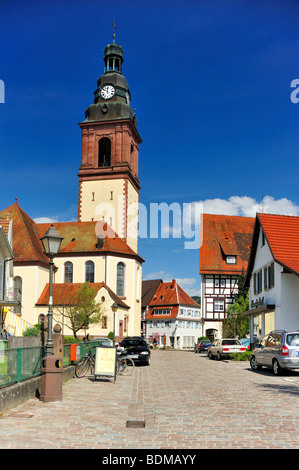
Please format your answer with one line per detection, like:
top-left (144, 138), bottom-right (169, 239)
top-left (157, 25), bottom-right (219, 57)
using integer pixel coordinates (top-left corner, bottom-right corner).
top-left (40, 225), bottom-right (64, 356)
top-left (111, 302), bottom-right (118, 347)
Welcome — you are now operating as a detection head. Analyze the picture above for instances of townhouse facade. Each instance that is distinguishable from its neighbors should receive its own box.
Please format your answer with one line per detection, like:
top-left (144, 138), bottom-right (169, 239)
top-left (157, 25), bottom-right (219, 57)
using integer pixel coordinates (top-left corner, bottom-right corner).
top-left (243, 213), bottom-right (299, 347)
top-left (199, 213), bottom-right (255, 340)
top-left (145, 280), bottom-right (201, 349)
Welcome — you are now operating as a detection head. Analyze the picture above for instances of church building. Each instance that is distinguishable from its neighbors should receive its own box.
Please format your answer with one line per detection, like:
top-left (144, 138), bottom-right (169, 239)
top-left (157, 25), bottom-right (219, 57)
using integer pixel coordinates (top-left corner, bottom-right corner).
top-left (0, 34), bottom-right (144, 340)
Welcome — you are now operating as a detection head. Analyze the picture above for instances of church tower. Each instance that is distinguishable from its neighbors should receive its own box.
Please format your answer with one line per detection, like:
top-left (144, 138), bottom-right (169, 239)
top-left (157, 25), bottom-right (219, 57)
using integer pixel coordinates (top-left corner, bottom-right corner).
top-left (78, 32), bottom-right (142, 253)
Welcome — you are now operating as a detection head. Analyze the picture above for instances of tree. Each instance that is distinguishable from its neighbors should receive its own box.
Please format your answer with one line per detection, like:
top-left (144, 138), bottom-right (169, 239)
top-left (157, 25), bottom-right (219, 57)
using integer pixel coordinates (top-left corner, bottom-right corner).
top-left (55, 283), bottom-right (103, 338)
top-left (223, 270), bottom-right (249, 338)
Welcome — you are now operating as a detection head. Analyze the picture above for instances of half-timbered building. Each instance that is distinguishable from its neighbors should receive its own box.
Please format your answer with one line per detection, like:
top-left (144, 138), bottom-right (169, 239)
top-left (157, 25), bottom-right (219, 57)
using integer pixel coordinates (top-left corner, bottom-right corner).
top-left (199, 213), bottom-right (255, 340)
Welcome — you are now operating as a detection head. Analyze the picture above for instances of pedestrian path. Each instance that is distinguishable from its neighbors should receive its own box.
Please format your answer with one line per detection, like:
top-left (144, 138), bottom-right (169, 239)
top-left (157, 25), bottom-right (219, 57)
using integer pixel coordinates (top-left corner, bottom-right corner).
top-left (0, 350), bottom-right (299, 449)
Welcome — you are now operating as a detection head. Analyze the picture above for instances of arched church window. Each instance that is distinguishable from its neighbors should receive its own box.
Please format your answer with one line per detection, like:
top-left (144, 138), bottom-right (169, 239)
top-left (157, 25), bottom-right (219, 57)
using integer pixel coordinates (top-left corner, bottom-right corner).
top-left (116, 262), bottom-right (125, 297)
top-left (98, 138), bottom-right (111, 167)
top-left (13, 276), bottom-right (22, 315)
top-left (85, 261), bottom-right (95, 283)
top-left (64, 262), bottom-right (73, 283)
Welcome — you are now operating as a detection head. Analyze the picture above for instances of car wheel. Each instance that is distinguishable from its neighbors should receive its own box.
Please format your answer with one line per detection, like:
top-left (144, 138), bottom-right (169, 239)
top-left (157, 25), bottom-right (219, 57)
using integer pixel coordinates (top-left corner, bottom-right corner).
top-left (250, 356), bottom-right (262, 371)
top-left (208, 351), bottom-right (213, 360)
top-left (273, 359), bottom-right (282, 376)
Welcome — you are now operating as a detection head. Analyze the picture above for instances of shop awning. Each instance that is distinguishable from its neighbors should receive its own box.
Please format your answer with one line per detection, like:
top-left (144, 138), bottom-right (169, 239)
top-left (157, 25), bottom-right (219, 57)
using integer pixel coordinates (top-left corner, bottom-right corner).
top-left (242, 304), bottom-right (275, 316)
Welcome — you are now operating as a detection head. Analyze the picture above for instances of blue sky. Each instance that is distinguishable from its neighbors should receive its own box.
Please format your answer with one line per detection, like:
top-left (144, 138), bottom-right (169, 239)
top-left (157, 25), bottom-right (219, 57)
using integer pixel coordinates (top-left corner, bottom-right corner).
top-left (0, 0), bottom-right (298, 296)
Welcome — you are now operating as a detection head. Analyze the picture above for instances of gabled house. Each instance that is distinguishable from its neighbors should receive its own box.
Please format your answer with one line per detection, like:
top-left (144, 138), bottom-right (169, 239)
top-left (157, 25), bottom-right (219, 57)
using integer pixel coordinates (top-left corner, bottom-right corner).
top-left (199, 213), bottom-right (255, 340)
top-left (141, 279), bottom-right (163, 337)
top-left (145, 279), bottom-right (201, 349)
top-left (243, 213), bottom-right (299, 347)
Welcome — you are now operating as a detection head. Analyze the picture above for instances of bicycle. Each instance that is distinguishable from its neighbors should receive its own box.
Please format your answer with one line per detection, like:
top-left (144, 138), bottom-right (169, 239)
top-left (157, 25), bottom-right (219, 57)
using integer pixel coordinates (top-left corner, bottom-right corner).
top-left (75, 348), bottom-right (95, 378)
top-left (116, 355), bottom-right (135, 376)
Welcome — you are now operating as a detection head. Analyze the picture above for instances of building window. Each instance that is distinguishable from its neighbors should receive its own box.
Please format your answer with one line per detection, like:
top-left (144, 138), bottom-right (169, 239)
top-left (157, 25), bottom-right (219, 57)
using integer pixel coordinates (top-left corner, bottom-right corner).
top-left (264, 262), bottom-right (274, 291)
top-left (253, 270), bottom-right (262, 294)
top-left (85, 261), bottom-right (95, 283)
top-left (214, 300), bottom-right (225, 312)
top-left (64, 262), bottom-right (73, 283)
top-left (226, 256), bottom-right (236, 264)
top-left (116, 262), bottom-right (125, 297)
top-left (13, 276), bottom-right (22, 315)
top-left (102, 316), bottom-right (107, 329)
top-left (98, 137), bottom-right (111, 167)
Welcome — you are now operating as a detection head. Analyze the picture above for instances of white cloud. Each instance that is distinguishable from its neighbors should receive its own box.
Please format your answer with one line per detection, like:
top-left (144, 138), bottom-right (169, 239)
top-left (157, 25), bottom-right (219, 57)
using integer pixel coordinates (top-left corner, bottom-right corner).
top-left (181, 195), bottom-right (299, 226)
top-left (34, 217), bottom-right (59, 224)
top-left (201, 195), bottom-right (299, 217)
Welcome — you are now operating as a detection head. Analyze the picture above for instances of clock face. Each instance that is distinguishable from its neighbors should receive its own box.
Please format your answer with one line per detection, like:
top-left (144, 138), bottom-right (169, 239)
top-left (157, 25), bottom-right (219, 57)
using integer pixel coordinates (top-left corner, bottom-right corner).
top-left (100, 85), bottom-right (115, 100)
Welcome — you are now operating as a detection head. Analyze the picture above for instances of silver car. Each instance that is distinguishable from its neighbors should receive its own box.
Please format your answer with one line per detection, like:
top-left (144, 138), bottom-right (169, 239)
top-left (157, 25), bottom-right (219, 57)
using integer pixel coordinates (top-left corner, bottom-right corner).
top-left (208, 338), bottom-right (246, 360)
top-left (250, 330), bottom-right (299, 376)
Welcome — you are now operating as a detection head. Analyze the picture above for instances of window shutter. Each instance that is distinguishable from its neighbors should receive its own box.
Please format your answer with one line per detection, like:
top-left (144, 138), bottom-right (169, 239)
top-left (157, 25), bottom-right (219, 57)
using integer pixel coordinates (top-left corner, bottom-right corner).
top-left (270, 262), bottom-right (274, 288)
top-left (264, 267), bottom-right (267, 290)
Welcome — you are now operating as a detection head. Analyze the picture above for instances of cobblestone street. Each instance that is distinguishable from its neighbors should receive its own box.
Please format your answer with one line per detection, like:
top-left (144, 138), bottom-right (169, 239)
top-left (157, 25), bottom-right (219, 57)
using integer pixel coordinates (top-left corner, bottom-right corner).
top-left (0, 350), bottom-right (299, 449)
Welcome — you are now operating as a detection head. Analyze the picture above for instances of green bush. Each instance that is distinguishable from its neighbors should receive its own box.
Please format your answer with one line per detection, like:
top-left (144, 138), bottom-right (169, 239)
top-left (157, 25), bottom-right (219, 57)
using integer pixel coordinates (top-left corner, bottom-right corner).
top-left (23, 326), bottom-right (41, 337)
top-left (230, 351), bottom-right (252, 361)
top-left (63, 336), bottom-right (80, 344)
top-left (108, 331), bottom-right (114, 340)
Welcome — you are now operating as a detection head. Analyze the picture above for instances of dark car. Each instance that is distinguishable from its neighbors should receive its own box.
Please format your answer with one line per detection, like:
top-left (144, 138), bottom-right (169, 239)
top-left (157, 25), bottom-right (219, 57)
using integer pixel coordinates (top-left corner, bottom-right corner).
top-left (195, 340), bottom-right (213, 353)
top-left (118, 337), bottom-right (151, 365)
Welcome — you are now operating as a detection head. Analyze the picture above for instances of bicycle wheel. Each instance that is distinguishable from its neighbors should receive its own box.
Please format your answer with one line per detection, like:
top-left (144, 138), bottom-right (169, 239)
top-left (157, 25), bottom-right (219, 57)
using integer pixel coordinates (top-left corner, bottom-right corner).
top-left (121, 357), bottom-right (135, 376)
top-left (75, 357), bottom-right (91, 378)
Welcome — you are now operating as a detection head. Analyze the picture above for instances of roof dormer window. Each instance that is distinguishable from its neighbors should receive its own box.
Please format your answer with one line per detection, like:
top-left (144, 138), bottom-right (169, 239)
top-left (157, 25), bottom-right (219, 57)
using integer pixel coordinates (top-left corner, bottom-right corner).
top-left (226, 255), bottom-right (236, 264)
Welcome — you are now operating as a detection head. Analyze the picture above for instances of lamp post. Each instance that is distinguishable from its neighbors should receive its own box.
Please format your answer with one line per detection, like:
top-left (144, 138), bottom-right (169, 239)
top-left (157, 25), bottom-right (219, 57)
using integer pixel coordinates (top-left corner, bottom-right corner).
top-left (200, 317), bottom-right (205, 337)
top-left (111, 302), bottom-right (118, 347)
top-left (40, 225), bottom-right (64, 356)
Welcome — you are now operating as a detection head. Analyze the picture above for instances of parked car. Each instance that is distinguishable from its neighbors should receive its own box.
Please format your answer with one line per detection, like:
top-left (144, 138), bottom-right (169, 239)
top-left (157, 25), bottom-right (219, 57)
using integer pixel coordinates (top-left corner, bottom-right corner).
top-left (240, 338), bottom-right (250, 349)
top-left (117, 337), bottom-right (151, 366)
top-left (195, 340), bottom-right (213, 353)
top-left (208, 338), bottom-right (246, 360)
top-left (94, 338), bottom-right (114, 347)
top-left (250, 330), bottom-right (299, 376)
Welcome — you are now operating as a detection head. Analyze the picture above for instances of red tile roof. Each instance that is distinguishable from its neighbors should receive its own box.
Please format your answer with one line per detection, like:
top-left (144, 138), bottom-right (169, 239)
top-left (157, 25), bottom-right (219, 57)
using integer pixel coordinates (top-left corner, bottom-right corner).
top-left (146, 280), bottom-right (199, 320)
top-left (36, 282), bottom-right (130, 309)
top-left (0, 219), bottom-right (11, 239)
top-left (0, 201), bottom-right (50, 266)
top-left (199, 214), bottom-right (255, 275)
top-left (258, 213), bottom-right (299, 275)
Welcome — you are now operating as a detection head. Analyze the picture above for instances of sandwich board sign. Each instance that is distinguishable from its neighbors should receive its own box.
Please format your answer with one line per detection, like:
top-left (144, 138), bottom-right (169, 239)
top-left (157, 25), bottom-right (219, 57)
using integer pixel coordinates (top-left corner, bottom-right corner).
top-left (94, 347), bottom-right (116, 382)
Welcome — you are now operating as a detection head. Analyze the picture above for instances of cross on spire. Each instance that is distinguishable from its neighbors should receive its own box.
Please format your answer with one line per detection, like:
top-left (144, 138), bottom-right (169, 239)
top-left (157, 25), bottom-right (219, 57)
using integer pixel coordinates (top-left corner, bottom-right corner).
top-left (113, 21), bottom-right (116, 43)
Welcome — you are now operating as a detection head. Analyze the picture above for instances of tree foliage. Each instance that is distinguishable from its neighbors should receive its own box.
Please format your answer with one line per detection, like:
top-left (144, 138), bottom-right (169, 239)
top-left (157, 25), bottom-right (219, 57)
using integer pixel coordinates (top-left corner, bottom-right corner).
top-left (55, 282), bottom-right (103, 338)
top-left (223, 270), bottom-right (249, 338)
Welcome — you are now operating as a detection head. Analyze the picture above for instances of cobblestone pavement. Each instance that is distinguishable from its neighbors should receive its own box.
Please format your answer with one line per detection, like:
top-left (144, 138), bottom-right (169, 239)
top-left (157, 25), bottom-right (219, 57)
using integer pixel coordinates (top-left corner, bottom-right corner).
top-left (0, 350), bottom-right (299, 449)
